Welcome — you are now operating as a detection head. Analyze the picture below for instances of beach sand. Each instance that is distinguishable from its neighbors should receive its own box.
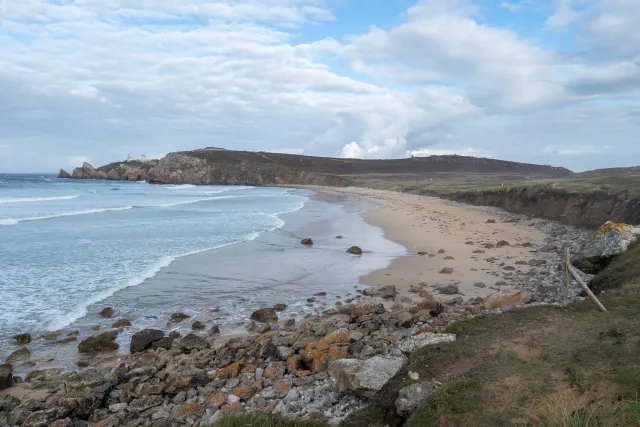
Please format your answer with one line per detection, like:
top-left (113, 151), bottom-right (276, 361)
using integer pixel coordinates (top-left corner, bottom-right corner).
top-left (315, 187), bottom-right (548, 303)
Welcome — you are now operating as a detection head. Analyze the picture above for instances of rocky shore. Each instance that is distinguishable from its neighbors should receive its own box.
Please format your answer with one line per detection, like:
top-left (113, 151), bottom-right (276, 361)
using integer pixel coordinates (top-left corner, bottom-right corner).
top-left (2, 188), bottom-right (611, 427)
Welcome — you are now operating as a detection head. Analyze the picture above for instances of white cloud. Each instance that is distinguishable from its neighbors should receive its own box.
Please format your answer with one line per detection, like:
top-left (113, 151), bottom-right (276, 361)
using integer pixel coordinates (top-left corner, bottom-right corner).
top-left (408, 147), bottom-right (494, 158)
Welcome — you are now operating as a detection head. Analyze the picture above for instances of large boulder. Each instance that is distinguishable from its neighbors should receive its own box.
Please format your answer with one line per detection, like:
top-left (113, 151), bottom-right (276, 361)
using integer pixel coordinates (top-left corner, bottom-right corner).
top-left (78, 331), bottom-right (119, 353)
top-left (346, 246), bottom-right (363, 255)
top-left (57, 169), bottom-right (72, 179)
top-left (130, 329), bottom-right (164, 353)
top-left (396, 382), bottom-right (437, 417)
top-left (378, 285), bottom-right (398, 300)
top-left (0, 363), bottom-right (12, 390)
top-left (301, 238), bottom-right (313, 245)
top-left (6, 348), bottom-right (30, 363)
top-left (573, 222), bottom-right (640, 274)
top-left (250, 308), bottom-right (278, 323)
top-left (179, 333), bottom-right (210, 352)
top-left (328, 356), bottom-right (406, 398)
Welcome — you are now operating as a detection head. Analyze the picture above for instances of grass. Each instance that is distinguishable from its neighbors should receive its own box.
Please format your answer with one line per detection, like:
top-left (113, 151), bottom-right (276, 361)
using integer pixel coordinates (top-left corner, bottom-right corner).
top-left (211, 413), bottom-right (329, 427)
top-left (343, 282), bottom-right (640, 427)
top-left (590, 242), bottom-right (640, 293)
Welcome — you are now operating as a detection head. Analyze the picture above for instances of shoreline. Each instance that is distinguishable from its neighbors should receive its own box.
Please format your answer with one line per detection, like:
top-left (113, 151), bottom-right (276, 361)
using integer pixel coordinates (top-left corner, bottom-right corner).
top-left (0, 186), bottom-right (595, 426)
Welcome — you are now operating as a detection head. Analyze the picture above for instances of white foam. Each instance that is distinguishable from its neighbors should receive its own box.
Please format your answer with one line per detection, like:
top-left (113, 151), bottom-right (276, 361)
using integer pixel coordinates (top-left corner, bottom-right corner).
top-left (166, 184), bottom-right (196, 189)
top-left (0, 206), bottom-right (133, 226)
top-left (0, 195), bottom-right (79, 204)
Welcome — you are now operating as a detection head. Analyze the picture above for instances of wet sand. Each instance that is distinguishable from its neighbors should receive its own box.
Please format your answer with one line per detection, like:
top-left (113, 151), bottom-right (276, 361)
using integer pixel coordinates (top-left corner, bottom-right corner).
top-left (314, 187), bottom-right (548, 303)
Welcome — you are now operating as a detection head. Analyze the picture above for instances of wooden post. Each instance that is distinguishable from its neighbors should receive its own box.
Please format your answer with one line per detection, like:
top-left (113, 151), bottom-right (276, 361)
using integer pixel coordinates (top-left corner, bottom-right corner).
top-left (562, 247), bottom-right (570, 307)
top-left (567, 264), bottom-right (607, 312)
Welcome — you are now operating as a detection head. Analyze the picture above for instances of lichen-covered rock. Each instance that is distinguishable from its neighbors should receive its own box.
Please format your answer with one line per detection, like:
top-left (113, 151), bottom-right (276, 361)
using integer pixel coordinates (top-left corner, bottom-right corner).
top-left (573, 221), bottom-right (640, 274)
top-left (396, 333), bottom-right (456, 354)
top-left (396, 382), bottom-right (436, 417)
top-left (130, 329), bottom-right (164, 353)
top-left (329, 356), bottom-right (406, 398)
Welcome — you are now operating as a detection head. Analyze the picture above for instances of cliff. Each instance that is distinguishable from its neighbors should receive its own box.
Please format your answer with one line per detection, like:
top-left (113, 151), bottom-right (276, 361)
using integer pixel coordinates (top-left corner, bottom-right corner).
top-left (58, 149), bottom-right (571, 187)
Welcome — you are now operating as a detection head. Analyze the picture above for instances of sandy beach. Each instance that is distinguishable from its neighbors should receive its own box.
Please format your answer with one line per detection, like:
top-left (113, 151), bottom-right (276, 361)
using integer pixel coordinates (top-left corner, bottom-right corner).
top-left (315, 187), bottom-right (550, 304)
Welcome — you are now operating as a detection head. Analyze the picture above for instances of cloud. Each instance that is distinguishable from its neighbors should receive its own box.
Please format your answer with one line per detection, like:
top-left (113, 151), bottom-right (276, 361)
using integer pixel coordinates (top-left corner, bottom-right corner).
top-left (408, 147), bottom-right (494, 158)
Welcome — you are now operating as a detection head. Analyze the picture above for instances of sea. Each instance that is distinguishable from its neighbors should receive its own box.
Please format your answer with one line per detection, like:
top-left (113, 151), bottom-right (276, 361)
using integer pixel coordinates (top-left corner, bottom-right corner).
top-left (0, 174), bottom-right (404, 367)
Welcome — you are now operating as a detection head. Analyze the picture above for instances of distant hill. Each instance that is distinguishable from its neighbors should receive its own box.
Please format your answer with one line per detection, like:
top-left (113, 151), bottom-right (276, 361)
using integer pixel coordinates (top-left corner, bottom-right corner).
top-left (59, 149), bottom-right (572, 186)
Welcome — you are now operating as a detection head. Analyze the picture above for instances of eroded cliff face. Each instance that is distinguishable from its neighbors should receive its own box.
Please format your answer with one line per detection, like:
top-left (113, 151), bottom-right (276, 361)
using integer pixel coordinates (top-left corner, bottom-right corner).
top-left (60, 153), bottom-right (349, 187)
top-left (446, 189), bottom-right (640, 229)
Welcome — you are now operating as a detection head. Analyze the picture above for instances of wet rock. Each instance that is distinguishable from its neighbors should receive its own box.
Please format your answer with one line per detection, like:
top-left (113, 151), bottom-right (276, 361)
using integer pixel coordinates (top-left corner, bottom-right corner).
top-left (208, 325), bottom-right (221, 336)
top-left (0, 363), bottom-right (13, 390)
top-left (6, 347), bottom-right (30, 362)
top-left (439, 268), bottom-right (454, 274)
top-left (273, 303), bottom-right (287, 311)
top-left (99, 307), bottom-right (114, 318)
top-left (13, 333), bottom-right (31, 345)
top-left (250, 308), bottom-right (278, 323)
top-left (379, 285), bottom-right (398, 300)
top-left (170, 312), bottom-right (191, 322)
top-left (180, 333), bottom-right (209, 351)
top-left (301, 238), bottom-right (313, 245)
top-left (329, 356), bottom-right (406, 398)
top-left (192, 320), bottom-right (206, 330)
top-left (346, 246), bottom-right (363, 255)
top-left (396, 332), bottom-right (456, 354)
top-left (396, 382), bottom-right (436, 417)
top-left (130, 329), bottom-right (164, 353)
top-left (78, 331), bottom-right (119, 353)
top-left (111, 319), bottom-right (131, 328)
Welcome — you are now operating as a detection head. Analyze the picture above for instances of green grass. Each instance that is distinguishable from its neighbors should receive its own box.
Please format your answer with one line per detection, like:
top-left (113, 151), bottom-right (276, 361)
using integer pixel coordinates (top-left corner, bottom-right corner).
top-left (211, 414), bottom-right (329, 427)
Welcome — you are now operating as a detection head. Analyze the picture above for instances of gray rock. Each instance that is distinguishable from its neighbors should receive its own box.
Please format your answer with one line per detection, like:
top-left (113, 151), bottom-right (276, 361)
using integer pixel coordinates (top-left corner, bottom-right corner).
top-left (439, 284), bottom-right (459, 295)
top-left (396, 382), bottom-right (436, 417)
top-left (6, 347), bottom-right (30, 363)
top-left (180, 333), bottom-right (209, 351)
top-left (130, 329), bottom-right (165, 353)
top-left (78, 331), bottom-right (119, 353)
top-left (277, 346), bottom-right (295, 360)
top-left (573, 222), bottom-right (640, 274)
top-left (0, 363), bottom-right (13, 390)
top-left (396, 333), bottom-right (456, 354)
top-left (329, 356), bottom-right (406, 398)
top-left (379, 285), bottom-right (398, 300)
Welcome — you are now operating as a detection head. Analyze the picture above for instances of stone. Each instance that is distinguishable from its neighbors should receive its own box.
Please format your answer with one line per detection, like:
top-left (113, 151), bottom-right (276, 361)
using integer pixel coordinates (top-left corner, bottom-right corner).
top-left (346, 246), bottom-right (363, 255)
top-left (277, 346), bottom-right (295, 360)
top-left (484, 292), bottom-right (523, 309)
top-left (170, 312), bottom-right (191, 322)
top-left (192, 320), bottom-right (206, 330)
top-left (150, 337), bottom-right (173, 350)
top-left (444, 256), bottom-right (455, 260)
top-left (496, 240), bottom-right (510, 248)
top-left (180, 333), bottom-right (209, 351)
top-left (0, 363), bottom-right (12, 390)
top-left (473, 282), bottom-right (486, 288)
top-left (573, 222), bottom-right (640, 274)
top-left (58, 169), bottom-right (72, 179)
top-left (529, 259), bottom-right (547, 267)
top-left (217, 362), bottom-right (241, 379)
top-left (438, 284), bottom-right (459, 295)
top-left (472, 249), bottom-right (486, 254)
top-left (111, 319), bottom-right (131, 328)
top-left (250, 308), bottom-right (278, 323)
top-left (329, 356), bottom-right (406, 398)
top-left (130, 329), bottom-right (164, 353)
top-left (6, 347), bottom-right (30, 362)
top-left (486, 219), bottom-right (496, 224)
top-left (273, 303), bottom-right (287, 311)
top-left (396, 382), bottom-right (437, 417)
top-left (171, 403), bottom-right (204, 423)
top-left (396, 333), bottom-right (456, 354)
top-left (439, 268), bottom-right (454, 274)
top-left (13, 333), bottom-right (31, 345)
top-left (301, 238), bottom-right (313, 245)
top-left (99, 307), bottom-right (114, 318)
top-left (379, 285), bottom-right (398, 299)
top-left (78, 331), bottom-right (118, 353)
top-left (208, 325), bottom-right (221, 335)
top-left (21, 406), bottom-right (71, 427)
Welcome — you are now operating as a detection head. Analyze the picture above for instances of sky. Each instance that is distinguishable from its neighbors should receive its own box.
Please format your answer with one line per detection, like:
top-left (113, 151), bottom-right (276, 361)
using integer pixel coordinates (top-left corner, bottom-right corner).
top-left (0, 0), bottom-right (639, 173)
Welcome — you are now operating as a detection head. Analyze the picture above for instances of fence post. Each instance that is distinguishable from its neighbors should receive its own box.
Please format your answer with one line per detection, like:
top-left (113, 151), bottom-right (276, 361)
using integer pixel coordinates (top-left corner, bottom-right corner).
top-left (562, 247), bottom-right (570, 307)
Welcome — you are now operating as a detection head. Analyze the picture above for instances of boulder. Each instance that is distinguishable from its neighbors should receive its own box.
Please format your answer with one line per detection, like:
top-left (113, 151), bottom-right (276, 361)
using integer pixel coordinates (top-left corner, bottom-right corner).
top-left (170, 312), bottom-right (191, 322)
top-left (150, 337), bottom-right (174, 350)
top-left (192, 321), bottom-right (206, 330)
top-left (496, 240), bottom-right (510, 248)
top-left (180, 333), bottom-right (209, 351)
top-left (6, 347), bottom-right (30, 363)
top-left (301, 238), bottom-right (313, 245)
top-left (438, 284), bottom-right (459, 295)
top-left (396, 332), bottom-right (456, 354)
top-left (13, 333), bottom-right (31, 345)
top-left (486, 219), bottom-right (496, 224)
top-left (130, 329), bottom-right (164, 353)
top-left (112, 319), bottom-right (131, 328)
top-left (396, 382), bottom-right (437, 417)
top-left (0, 363), bottom-right (12, 390)
top-left (99, 307), bottom-right (114, 318)
top-left (273, 303), bottom-right (287, 311)
top-left (78, 331), bottom-right (119, 353)
top-left (378, 285), bottom-right (398, 300)
top-left (250, 308), bottom-right (278, 323)
top-left (573, 222), bottom-right (640, 274)
top-left (346, 246), bottom-right (363, 255)
top-left (329, 356), bottom-right (406, 398)
top-left (57, 169), bottom-right (72, 179)
top-left (439, 268), bottom-right (454, 274)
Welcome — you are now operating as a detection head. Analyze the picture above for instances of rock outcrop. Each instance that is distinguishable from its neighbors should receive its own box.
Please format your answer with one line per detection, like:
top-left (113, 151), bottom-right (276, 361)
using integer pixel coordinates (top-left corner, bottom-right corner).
top-left (0, 363), bottom-right (13, 390)
top-left (329, 356), bottom-right (406, 398)
top-left (395, 382), bottom-right (436, 417)
top-left (57, 169), bottom-right (71, 179)
top-left (573, 222), bottom-right (640, 274)
top-left (77, 331), bottom-right (119, 353)
top-left (130, 329), bottom-right (165, 353)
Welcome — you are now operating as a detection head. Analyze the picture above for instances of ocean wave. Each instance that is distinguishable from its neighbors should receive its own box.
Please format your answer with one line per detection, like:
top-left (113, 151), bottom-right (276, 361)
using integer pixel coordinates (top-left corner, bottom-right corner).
top-left (166, 184), bottom-right (196, 189)
top-left (0, 206), bottom-right (133, 226)
top-left (0, 195), bottom-right (79, 204)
